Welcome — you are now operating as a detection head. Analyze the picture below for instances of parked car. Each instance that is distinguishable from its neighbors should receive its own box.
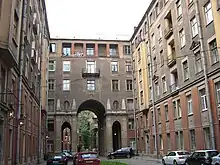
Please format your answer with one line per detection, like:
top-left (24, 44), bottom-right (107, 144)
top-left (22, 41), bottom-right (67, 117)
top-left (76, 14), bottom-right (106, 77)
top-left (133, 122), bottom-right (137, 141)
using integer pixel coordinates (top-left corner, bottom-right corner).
top-left (162, 150), bottom-right (191, 165)
top-left (62, 151), bottom-right (73, 160)
top-left (185, 150), bottom-right (219, 165)
top-left (212, 153), bottom-right (220, 165)
top-left (107, 147), bottom-right (134, 159)
top-left (74, 151), bottom-right (100, 165)
top-left (46, 153), bottom-right (68, 165)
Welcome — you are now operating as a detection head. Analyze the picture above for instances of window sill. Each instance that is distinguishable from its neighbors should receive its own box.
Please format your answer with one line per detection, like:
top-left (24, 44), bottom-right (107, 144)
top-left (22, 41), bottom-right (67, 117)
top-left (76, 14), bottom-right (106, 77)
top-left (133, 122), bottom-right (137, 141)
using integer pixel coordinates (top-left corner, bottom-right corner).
top-left (188, 1), bottom-right (194, 9)
top-left (211, 60), bottom-right (219, 66)
top-left (177, 15), bottom-right (182, 22)
top-left (188, 113), bottom-right (193, 116)
top-left (180, 45), bottom-right (185, 50)
top-left (206, 21), bottom-right (213, 28)
top-left (184, 78), bottom-right (189, 82)
top-left (202, 109), bottom-right (208, 112)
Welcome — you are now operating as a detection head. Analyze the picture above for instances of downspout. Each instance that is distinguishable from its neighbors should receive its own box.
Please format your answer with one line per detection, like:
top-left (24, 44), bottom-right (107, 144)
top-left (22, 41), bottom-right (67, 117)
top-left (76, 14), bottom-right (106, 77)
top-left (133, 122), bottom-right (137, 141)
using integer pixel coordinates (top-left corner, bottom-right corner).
top-left (16, 0), bottom-right (27, 164)
top-left (146, 17), bottom-right (159, 158)
top-left (194, 0), bottom-right (215, 148)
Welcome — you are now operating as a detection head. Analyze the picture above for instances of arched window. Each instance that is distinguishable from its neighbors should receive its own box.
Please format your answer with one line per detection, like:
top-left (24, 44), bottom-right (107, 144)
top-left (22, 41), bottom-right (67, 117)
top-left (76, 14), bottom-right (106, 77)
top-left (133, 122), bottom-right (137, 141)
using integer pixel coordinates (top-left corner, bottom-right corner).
top-left (113, 101), bottom-right (119, 109)
top-left (64, 101), bottom-right (70, 111)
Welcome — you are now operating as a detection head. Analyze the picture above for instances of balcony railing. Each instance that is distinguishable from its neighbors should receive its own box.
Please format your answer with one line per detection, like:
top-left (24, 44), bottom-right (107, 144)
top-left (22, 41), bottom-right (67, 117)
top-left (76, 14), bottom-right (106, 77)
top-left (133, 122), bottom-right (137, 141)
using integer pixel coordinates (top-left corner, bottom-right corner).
top-left (167, 52), bottom-right (176, 67)
top-left (169, 82), bottom-right (179, 93)
top-left (82, 68), bottom-right (100, 78)
top-left (164, 26), bottom-right (173, 39)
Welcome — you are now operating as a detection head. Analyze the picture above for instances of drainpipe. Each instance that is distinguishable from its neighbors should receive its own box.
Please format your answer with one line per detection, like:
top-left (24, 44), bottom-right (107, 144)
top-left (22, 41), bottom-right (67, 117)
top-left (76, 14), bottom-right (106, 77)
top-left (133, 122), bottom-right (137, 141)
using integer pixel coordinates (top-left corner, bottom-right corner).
top-left (194, 0), bottom-right (215, 149)
top-left (131, 51), bottom-right (138, 155)
top-left (146, 17), bottom-right (159, 159)
top-left (15, 0), bottom-right (27, 164)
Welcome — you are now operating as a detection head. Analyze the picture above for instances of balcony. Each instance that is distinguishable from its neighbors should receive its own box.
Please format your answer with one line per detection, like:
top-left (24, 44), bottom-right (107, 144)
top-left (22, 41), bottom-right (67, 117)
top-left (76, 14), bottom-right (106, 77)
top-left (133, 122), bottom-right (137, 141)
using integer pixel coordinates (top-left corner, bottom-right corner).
top-left (167, 52), bottom-right (176, 67)
top-left (169, 82), bottom-right (179, 93)
top-left (82, 68), bottom-right (100, 78)
top-left (164, 26), bottom-right (173, 39)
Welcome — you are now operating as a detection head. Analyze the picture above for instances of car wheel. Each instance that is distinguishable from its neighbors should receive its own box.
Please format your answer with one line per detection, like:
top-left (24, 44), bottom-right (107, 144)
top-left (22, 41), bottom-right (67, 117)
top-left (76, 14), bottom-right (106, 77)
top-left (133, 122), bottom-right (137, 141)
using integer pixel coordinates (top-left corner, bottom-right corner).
top-left (162, 159), bottom-right (166, 165)
top-left (173, 160), bottom-right (178, 165)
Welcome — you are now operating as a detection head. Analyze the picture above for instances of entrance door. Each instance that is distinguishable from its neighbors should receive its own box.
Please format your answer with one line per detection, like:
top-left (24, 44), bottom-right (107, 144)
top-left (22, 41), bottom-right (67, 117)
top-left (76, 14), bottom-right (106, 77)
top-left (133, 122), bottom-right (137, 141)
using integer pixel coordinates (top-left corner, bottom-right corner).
top-left (86, 61), bottom-right (95, 73)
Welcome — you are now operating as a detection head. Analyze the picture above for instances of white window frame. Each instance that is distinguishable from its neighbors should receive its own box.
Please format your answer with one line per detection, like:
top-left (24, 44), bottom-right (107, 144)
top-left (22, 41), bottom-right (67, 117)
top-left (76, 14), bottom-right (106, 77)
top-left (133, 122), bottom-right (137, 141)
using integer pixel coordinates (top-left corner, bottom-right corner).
top-left (187, 94), bottom-right (193, 115)
top-left (195, 52), bottom-right (203, 73)
top-left (209, 39), bottom-right (219, 64)
top-left (86, 61), bottom-right (96, 73)
top-left (176, 0), bottom-right (182, 18)
top-left (204, 2), bottom-right (213, 25)
top-left (49, 60), bottom-right (56, 71)
top-left (179, 29), bottom-right (185, 47)
top-left (48, 79), bottom-right (55, 91)
top-left (111, 61), bottom-right (118, 73)
top-left (162, 76), bottom-right (167, 93)
top-left (200, 88), bottom-right (208, 111)
top-left (63, 79), bottom-right (70, 91)
top-left (215, 81), bottom-right (220, 107)
top-left (182, 60), bottom-right (189, 80)
top-left (63, 61), bottom-right (71, 72)
top-left (87, 80), bottom-right (95, 91)
top-left (191, 17), bottom-right (198, 37)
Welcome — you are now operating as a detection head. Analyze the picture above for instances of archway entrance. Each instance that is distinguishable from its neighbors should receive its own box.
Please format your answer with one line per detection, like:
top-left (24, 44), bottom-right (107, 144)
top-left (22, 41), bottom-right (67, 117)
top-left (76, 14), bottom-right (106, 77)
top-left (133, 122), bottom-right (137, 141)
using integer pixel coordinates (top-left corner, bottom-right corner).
top-left (61, 122), bottom-right (72, 152)
top-left (112, 121), bottom-right (121, 151)
top-left (77, 99), bottom-right (105, 155)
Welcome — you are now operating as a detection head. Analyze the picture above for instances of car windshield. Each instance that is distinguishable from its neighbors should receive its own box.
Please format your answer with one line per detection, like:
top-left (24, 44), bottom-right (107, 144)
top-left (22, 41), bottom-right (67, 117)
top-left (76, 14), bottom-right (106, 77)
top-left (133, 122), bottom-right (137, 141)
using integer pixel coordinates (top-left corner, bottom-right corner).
top-left (177, 152), bottom-right (191, 155)
top-left (207, 151), bottom-right (219, 157)
top-left (81, 153), bottom-right (98, 159)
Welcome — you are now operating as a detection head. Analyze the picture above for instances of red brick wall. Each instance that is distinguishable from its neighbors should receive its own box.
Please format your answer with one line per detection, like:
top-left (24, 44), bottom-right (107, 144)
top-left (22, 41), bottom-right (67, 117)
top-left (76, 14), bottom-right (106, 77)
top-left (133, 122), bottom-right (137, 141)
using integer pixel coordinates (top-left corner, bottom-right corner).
top-left (160, 104), bottom-right (167, 154)
top-left (168, 99), bottom-right (176, 150)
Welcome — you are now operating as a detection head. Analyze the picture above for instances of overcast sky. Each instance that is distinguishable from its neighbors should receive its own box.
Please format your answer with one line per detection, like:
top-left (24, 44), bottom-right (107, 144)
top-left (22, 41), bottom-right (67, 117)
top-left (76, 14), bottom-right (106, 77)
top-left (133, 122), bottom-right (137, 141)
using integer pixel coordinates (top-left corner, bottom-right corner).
top-left (45, 0), bottom-right (151, 40)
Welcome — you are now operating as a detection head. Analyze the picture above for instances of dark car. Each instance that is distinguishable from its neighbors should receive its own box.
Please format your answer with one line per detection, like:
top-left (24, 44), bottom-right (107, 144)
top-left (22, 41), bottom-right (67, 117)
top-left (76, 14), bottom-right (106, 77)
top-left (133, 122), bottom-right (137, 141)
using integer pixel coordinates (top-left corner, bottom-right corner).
top-left (107, 147), bottom-right (134, 159)
top-left (74, 151), bottom-right (100, 165)
top-left (46, 153), bottom-right (68, 165)
top-left (185, 150), bottom-right (219, 165)
top-left (62, 151), bottom-right (73, 160)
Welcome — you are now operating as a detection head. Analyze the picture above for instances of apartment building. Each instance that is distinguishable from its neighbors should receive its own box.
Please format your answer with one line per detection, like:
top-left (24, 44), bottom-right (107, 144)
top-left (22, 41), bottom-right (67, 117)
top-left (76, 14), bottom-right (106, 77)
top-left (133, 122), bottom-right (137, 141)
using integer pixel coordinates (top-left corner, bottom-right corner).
top-left (132, 0), bottom-right (220, 157)
top-left (47, 39), bottom-right (134, 155)
top-left (0, 0), bottom-right (50, 164)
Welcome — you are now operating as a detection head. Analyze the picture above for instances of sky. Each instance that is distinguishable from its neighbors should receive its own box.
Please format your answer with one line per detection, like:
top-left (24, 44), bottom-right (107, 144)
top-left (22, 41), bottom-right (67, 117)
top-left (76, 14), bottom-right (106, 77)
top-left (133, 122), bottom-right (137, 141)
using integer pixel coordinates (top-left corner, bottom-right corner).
top-left (45, 0), bottom-right (151, 40)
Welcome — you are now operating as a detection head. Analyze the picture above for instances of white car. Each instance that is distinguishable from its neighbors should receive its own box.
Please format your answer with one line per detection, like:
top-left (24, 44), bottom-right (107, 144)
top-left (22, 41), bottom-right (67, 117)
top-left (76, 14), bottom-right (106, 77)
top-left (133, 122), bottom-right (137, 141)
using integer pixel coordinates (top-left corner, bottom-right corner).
top-left (162, 150), bottom-right (191, 165)
top-left (212, 153), bottom-right (220, 165)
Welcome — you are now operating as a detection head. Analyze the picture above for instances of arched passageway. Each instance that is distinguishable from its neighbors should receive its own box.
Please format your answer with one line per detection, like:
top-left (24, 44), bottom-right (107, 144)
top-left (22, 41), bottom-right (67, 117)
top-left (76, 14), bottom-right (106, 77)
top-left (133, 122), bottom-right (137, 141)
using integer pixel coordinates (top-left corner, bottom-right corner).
top-left (61, 122), bottom-right (72, 152)
top-left (77, 99), bottom-right (105, 155)
top-left (112, 121), bottom-right (122, 151)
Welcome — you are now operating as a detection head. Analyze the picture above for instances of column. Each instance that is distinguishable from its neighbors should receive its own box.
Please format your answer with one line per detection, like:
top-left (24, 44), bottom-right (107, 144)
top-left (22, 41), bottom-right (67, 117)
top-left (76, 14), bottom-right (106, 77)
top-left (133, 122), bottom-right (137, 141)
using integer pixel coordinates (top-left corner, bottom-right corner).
top-left (83, 43), bottom-right (86, 56)
top-left (105, 117), bottom-right (113, 155)
top-left (95, 43), bottom-right (98, 56)
top-left (106, 44), bottom-right (110, 57)
top-left (71, 42), bottom-right (75, 55)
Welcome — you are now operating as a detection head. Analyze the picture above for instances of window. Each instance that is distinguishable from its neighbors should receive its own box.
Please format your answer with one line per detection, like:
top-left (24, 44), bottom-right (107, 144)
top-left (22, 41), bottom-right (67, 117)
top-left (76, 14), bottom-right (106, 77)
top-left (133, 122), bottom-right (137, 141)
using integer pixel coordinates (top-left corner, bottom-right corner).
top-left (153, 57), bottom-right (157, 72)
top-left (50, 43), bottom-right (56, 53)
top-left (64, 101), bottom-right (70, 110)
top-left (63, 80), bottom-right (70, 91)
top-left (86, 61), bottom-right (95, 73)
top-left (48, 120), bottom-right (54, 131)
top-left (155, 82), bottom-right (160, 96)
top-left (111, 61), bottom-right (118, 73)
top-left (140, 91), bottom-right (144, 104)
top-left (0, 67), bottom-right (6, 102)
top-left (209, 39), bottom-right (219, 64)
top-left (157, 108), bottom-right (161, 123)
top-left (204, 2), bottom-right (213, 25)
top-left (138, 49), bottom-right (141, 62)
top-left (216, 82), bottom-right (220, 107)
top-left (160, 50), bottom-right (164, 66)
top-left (200, 88), bottom-right (207, 110)
top-left (176, 132), bottom-right (179, 149)
top-left (126, 80), bottom-right (133, 91)
top-left (124, 45), bottom-right (131, 55)
top-left (62, 47), bottom-right (71, 56)
top-left (87, 80), bottom-right (95, 91)
top-left (48, 99), bottom-right (55, 112)
top-left (182, 60), bottom-right (189, 80)
top-left (179, 29), bottom-right (185, 47)
top-left (173, 101), bottom-right (177, 118)
top-left (149, 86), bottom-right (153, 101)
top-left (217, 0), bottom-right (220, 10)
top-left (86, 47), bottom-right (94, 56)
top-left (151, 111), bottom-right (154, 125)
top-left (204, 127), bottom-right (211, 149)
top-left (48, 79), bottom-right (55, 91)
top-left (49, 60), bottom-right (56, 71)
top-left (158, 25), bottom-right (162, 39)
top-left (177, 99), bottom-right (181, 117)
top-left (112, 80), bottom-right (119, 91)
top-left (109, 45), bottom-right (117, 56)
top-left (128, 119), bottom-right (134, 129)
top-left (13, 13), bottom-right (19, 42)
top-left (113, 101), bottom-right (119, 109)
top-left (191, 17), bottom-right (198, 37)
top-left (176, 0), bottom-right (182, 17)
top-left (195, 52), bottom-right (203, 73)
top-left (47, 140), bottom-right (54, 153)
top-left (167, 133), bottom-right (171, 150)
top-left (162, 76), bottom-right (167, 92)
top-left (190, 129), bottom-right (196, 149)
top-left (125, 61), bottom-right (132, 73)
top-left (187, 94), bottom-right (193, 114)
top-left (139, 69), bottom-right (142, 81)
top-left (180, 131), bottom-right (184, 149)
top-left (63, 61), bottom-right (71, 72)
top-left (127, 99), bottom-right (134, 110)
top-left (165, 105), bottom-right (169, 121)
top-left (151, 33), bottom-right (155, 47)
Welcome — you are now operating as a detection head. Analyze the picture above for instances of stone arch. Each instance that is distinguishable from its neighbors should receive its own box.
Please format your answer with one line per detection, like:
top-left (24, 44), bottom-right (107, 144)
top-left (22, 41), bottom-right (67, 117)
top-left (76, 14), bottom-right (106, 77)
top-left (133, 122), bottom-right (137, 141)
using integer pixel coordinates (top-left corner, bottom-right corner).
top-left (61, 121), bottom-right (72, 151)
top-left (63, 100), bottom-right (70, 111)
top-left (112, 121), bottom-right (122, 151)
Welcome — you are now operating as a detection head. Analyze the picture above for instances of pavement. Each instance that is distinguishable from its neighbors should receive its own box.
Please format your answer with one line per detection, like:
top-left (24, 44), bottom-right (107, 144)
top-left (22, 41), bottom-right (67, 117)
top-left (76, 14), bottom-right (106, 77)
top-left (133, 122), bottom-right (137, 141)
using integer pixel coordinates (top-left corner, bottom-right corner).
top-left (132, 155), bottom-right (162, 163)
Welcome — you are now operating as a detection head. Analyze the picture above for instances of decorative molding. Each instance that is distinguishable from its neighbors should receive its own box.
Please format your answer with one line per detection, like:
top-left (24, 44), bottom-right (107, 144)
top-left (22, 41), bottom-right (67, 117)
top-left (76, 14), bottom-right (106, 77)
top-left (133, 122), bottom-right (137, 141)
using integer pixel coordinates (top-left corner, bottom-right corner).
top-left (121, 99), bottom-right (126, 110)
top-left (56, 99), bottom-right (61, 110)
top-left (107, 99), bottom-right (111, 110)
top-left (71, 99), bottom-right (76, 110)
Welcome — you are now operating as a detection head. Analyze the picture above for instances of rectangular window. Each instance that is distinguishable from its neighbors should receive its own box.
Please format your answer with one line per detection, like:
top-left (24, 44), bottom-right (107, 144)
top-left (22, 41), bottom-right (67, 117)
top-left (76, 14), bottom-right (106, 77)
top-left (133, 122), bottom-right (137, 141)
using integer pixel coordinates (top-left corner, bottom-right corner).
top-left (209, 39), bottom-right (219, 64)
top-left (204, 2), bottom-right (213, 25)
top-left (86, 61), bottom-right (95, 73)
top-left (216, 82), bottom-right (220, 107)
top-left (63, 61), bottom-right (71, 72)
top-left (182, 60), bottom-right (189, 80)
top-left (175, 132), bottom-right (179, 149)
top-left (151, 33), bottom-right (155, 47)
top-left (158, 25), bottom-right (162, 39)
top-left (112, 80), bottom-right (119, 91)
top-left (49, 60), bottom-right (56, 71)
top-left (187, 94), bottom-right (193, 114)
top-left (49, 43), bottom-right (56, 53)
top-left (125, 61), bottom-right (132, 73)
top-left (153, 57), bottom-right (157, 72)
top-left (63, 47), bottom-right (71, 56)
top-left (48, 120), bottom-right (54, 132)
top-left (139, 69), bottom-right (142, 81)
top-left (179, 29), bottom-right (185, 47)
top-left (162, 76), bottom-right (167, 92)
top-left (195, 52), bottom-right (203, 73)
top-left (128, 119), bottom-right (134, 129)
top-left (159, 135), bottom-right (163, 149)
top-left (180, 131), bottom-right (184, 149)
top-left (173, 101), bottom-right (177, 118)
top-left (48, 99), bottom-right (55, 112)
top-left (177, 99), bottom-right (181, 117)
top-left (157, 108), bottom-right (161, 123)
top-left (176, 0), bottom-right (182, 17)
top-left (140, 91), bottom-right (144, 104)
top-left (48, 79), bottom-right (55, 91)
top-left (47, 140), bottom-right (54, 153)
top-left (160, 50), bottom-right (164, 66)
top-left (190, 129), bottom-right (196, 149)
top-left (127, 99), bottom-right (134, 110)
top-left (204, 127), bottom-right (211, 149)
top-left (126, 80), bottom-right (133, 91)
top-left (86, 47), bottom-right (94, 56)
top-left (167, 133), bottom-right (171, 150)
top-left (13, 13), bottom-right (19, 42)
top-left (191, 17), bottom-right (198, 37)
top-left (63, 80), bottom-right (70, 91)
top-left (124, 45), bottom-right (131, 55)
top-left (155, 82), bottom-right (160, 96)
top-left (87, 80), bottom-right (95, 91)
top-left (200, 88), bottom-right (207, 110)
top-left (111, 61), bottom-right (118, 73)
top-left (165, 105), bottom-right (169, 121)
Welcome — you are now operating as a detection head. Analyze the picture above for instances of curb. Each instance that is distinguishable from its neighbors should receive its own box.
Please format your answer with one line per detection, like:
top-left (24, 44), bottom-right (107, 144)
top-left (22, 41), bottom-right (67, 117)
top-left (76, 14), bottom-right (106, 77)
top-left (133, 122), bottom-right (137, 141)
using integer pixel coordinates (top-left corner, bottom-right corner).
top-left (133, 156), bottom-right (161, 163)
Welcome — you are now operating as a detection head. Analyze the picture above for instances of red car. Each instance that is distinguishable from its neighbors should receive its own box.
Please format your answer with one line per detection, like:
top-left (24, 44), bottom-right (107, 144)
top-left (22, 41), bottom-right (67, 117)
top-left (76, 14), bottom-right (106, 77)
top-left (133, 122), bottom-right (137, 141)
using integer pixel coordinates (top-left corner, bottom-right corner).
top-left (74, 152), bottom-right (100, 165)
